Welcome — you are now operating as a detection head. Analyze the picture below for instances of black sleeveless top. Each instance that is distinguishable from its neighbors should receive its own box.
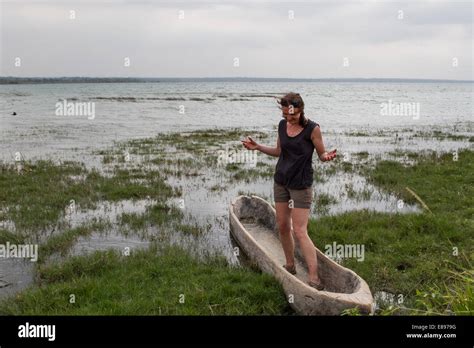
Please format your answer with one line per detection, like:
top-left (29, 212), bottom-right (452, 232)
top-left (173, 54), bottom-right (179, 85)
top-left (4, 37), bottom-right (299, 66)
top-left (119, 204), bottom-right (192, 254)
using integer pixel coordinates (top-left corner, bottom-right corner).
top-left (274, 118), bottom-right (319, 189)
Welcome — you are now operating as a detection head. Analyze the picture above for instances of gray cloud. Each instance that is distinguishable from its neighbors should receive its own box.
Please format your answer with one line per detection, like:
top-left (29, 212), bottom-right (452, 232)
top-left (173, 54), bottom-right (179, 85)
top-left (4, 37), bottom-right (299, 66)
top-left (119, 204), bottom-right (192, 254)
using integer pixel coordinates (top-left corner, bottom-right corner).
top-left (1, 1), bottom-right (472, 79)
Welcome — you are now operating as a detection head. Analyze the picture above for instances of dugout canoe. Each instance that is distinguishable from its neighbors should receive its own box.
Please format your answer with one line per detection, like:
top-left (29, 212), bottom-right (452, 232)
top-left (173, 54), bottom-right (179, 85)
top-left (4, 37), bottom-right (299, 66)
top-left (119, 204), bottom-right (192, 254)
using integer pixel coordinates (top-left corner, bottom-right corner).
top-left (229, 195), bottom-right (374, 315)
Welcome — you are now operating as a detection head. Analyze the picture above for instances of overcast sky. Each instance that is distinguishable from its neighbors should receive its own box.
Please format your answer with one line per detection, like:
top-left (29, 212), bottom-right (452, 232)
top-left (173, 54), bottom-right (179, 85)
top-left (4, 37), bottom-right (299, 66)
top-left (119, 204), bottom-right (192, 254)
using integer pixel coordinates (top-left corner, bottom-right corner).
top-left (1, 0), bottom-right (472, 79)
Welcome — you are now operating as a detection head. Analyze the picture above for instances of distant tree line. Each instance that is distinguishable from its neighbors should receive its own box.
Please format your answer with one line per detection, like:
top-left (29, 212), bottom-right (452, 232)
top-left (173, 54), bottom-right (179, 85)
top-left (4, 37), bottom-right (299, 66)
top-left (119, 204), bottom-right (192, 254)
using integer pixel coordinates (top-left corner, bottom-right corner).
top-left (0, 77), bottom-right (471, 84)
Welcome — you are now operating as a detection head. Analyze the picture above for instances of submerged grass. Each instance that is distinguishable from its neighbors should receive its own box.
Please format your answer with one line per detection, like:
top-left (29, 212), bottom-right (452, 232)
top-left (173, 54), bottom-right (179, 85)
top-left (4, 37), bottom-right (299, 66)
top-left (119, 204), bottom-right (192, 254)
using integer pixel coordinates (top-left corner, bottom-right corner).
top-left (38, 220), bottom-right (112, 262)
top-left (118, 203), bottom-right (184, 232)
top-left (413, 130), bottom-right (472, 141)
top-left (0, 161), bottom-right (176, 233)
top-left (104, 129), bottom-right (275, 184)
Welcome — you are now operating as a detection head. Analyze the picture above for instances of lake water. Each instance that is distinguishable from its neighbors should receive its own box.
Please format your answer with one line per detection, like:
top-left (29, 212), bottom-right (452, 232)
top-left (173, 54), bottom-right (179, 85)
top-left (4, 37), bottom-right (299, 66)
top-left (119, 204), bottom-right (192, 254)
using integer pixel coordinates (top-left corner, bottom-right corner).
top-left (1, 81), bottom-right (472, 164)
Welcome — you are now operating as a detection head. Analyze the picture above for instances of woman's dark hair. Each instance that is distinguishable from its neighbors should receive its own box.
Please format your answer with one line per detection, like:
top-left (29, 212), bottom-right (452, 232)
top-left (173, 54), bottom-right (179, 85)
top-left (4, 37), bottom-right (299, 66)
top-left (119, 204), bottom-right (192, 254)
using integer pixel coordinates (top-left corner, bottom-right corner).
top-left (277, 92), bottom-right (308, 127)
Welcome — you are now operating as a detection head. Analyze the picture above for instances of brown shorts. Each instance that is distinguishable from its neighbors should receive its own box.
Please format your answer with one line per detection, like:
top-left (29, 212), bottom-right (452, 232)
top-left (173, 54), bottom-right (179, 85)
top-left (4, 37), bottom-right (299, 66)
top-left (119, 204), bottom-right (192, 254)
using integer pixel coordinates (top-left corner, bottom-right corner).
top-left (273, 181), bottom-right (313, 209)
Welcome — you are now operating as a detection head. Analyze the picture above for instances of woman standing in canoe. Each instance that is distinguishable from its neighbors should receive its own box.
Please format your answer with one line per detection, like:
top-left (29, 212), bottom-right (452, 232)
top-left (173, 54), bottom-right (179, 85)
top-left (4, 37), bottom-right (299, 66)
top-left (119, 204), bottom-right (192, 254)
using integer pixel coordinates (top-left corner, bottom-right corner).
top-left (242, 92), bottom-right (336, 290)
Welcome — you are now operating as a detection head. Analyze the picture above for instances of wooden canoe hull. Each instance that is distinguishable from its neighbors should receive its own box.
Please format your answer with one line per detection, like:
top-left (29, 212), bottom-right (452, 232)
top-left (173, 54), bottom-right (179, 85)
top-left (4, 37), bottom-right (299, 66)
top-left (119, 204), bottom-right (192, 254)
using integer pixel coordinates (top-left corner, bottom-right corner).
top-left (229, 195), bottom-right (374, 315)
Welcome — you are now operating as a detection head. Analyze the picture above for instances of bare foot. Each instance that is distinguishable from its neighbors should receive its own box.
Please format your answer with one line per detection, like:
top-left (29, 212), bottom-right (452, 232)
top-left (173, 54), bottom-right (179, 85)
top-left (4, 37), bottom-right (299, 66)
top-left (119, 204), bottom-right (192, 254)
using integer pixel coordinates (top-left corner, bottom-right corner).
top-left (308, 278), bottom-right (324, 290)
top-left (283, 264), bottom-right (296, 275)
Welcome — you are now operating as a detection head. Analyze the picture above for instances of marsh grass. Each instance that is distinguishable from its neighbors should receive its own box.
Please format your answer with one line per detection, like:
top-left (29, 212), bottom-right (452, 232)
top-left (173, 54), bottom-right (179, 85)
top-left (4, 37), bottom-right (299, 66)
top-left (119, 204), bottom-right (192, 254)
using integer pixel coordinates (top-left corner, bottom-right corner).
top-left (309, 149), bottom-right (474, 314)
top-left (0, 161), bottom-right (176, 234)
top-left (411, 257), bottom-right (473, 315)
top-left (1, 129), bottom-right (472, 315)
top-left (0, 228), bottom-right (24, 244)
top-left (313, 193), bottom-right (338, 215)
top-left (96, 129), bottom-right (275, 186)
top-left (0, 246), bottom-right (289, 315)
top-left (38, 221), bottom-right (112, 262)
top-left (413, 130), bottom-right (472, 141)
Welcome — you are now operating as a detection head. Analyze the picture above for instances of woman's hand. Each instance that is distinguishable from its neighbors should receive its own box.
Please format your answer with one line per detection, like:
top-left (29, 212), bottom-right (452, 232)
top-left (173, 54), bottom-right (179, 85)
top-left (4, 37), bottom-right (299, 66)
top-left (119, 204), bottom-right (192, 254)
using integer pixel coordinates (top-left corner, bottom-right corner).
top-left (241, 136), bottom-right (259, 151)
top-left (320, 149), bottom-right (337, 162)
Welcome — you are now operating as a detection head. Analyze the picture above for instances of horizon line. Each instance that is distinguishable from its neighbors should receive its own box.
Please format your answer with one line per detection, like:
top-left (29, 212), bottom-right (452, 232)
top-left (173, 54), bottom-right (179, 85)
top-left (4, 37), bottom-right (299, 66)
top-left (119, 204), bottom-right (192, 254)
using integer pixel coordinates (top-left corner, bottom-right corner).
top-left (1, 76), bottom-right (472, 83)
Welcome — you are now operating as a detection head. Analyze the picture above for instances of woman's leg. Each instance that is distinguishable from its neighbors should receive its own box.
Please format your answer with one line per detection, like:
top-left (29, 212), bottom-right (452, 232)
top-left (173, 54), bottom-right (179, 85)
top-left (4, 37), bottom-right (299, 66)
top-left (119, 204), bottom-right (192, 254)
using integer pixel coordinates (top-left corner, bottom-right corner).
top-left (291, 207), bottom-right (321, 284)
top-left (275, 202), bottom-right (294, 268)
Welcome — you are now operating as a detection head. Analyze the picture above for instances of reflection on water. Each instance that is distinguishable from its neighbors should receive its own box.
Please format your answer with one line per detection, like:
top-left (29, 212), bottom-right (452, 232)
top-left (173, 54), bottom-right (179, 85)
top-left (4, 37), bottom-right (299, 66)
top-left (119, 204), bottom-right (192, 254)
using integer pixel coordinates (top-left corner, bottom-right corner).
top-left (0, 258), bottom-right (34, 300)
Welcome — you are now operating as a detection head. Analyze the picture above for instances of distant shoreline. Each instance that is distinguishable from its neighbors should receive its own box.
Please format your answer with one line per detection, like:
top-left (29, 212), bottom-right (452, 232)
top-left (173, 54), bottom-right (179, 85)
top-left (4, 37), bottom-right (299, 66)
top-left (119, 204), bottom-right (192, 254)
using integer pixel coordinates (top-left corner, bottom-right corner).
top-left (0, 77), bottom-right (472, 85)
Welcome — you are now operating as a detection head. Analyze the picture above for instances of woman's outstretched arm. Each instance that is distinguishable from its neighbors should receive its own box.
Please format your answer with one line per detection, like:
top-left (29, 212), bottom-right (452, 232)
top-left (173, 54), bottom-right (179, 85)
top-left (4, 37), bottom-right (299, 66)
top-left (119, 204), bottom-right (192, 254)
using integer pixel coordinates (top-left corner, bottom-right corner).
top-left (311, 126), bottom-right (337, 162)
top-left (241, 136), bottom-right (281, 157)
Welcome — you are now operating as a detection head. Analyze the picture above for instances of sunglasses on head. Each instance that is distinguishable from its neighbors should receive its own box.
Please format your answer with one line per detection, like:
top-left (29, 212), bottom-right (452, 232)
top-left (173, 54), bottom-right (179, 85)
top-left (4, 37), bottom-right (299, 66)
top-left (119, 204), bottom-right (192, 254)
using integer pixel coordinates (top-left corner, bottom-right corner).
top-left (280, 99), bottom-right (300, 108)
